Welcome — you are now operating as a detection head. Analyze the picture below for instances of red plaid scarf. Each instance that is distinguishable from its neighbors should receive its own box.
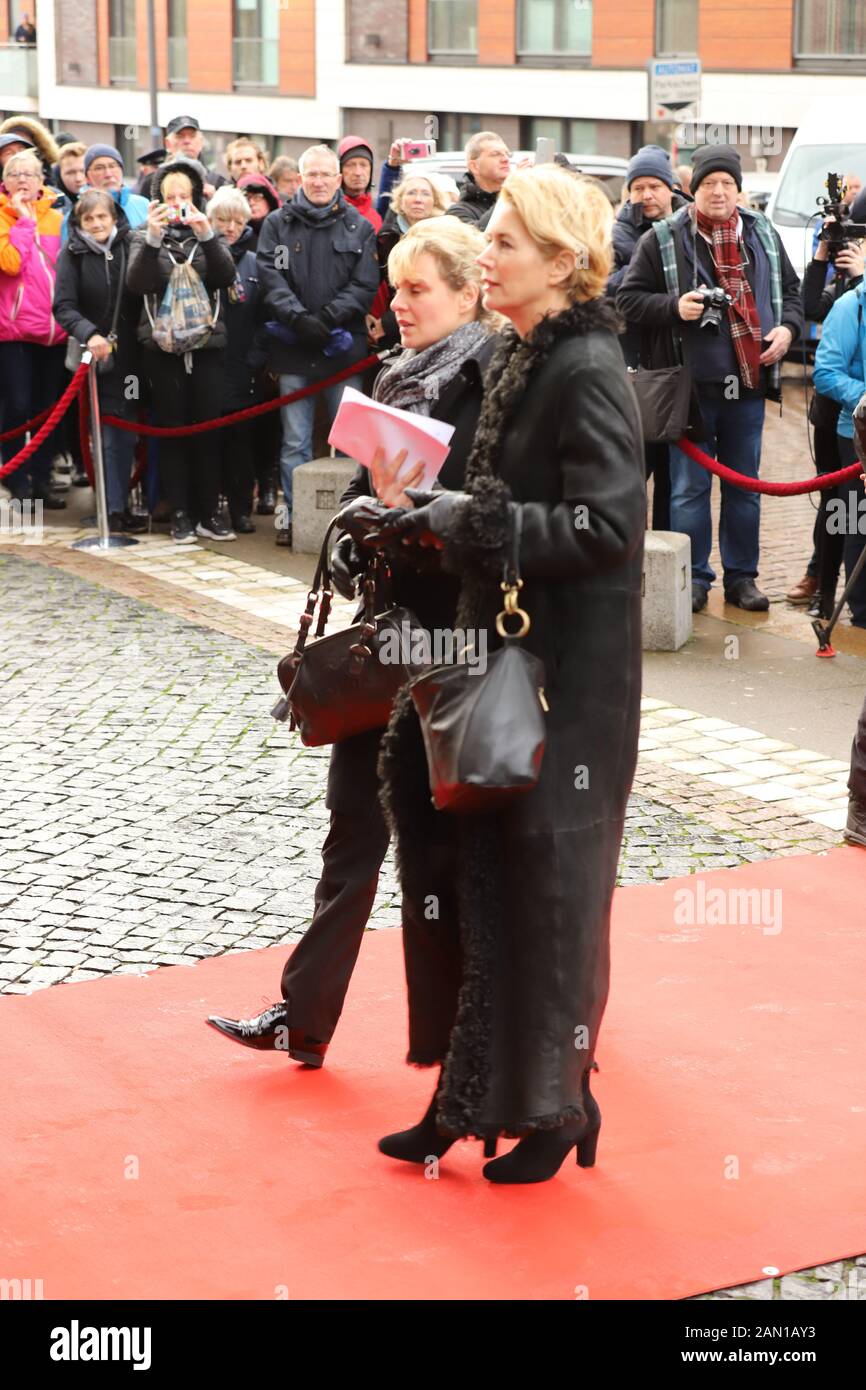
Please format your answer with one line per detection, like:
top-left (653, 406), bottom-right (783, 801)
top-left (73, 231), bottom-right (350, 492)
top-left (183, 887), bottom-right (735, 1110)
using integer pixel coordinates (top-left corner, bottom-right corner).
top-left (695, 208), bottom-right (763, 389)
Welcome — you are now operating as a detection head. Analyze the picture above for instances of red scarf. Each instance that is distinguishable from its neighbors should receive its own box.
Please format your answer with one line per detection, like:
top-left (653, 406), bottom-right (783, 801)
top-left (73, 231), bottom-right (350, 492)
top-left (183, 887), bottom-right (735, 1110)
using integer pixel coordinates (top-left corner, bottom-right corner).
top-left (695, 208), bottom-right (763, 389)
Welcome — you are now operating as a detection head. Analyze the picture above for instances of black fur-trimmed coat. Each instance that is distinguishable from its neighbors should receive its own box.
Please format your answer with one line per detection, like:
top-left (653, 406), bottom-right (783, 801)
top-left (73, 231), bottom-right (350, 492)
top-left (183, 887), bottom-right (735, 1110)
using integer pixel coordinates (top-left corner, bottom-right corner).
top-left (379, 298), bottom-right (646, 1142)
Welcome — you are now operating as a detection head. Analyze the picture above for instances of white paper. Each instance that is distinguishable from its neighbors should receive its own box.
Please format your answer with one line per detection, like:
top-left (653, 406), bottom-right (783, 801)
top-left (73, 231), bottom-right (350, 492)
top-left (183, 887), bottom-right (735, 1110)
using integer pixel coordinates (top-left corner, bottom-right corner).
top-left (327, 386), bottom-right (455, 489)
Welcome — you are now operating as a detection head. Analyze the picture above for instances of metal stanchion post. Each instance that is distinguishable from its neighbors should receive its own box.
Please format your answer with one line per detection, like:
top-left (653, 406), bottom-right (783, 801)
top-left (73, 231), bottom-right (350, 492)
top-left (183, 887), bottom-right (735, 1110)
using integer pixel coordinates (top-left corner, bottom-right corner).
top-left (72, 352), bottom-right (138, 551)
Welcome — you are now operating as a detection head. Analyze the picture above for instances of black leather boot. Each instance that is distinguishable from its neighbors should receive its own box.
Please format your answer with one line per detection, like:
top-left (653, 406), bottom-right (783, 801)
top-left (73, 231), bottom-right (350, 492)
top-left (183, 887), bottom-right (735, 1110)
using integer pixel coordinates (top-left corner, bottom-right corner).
top-left (844, 796), bottom-right (866, 849)
top-left (206, 1002), bottom-right (327, 1066)
top-left (482, 1068), bottom-right (601, 1184)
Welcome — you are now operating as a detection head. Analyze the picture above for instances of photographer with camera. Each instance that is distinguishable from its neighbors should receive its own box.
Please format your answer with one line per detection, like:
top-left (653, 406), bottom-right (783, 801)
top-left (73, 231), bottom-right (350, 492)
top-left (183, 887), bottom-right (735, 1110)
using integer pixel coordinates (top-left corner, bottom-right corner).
top-left (618, 143), bottom-right (802, 612)
top-left (787, 182), bottom-right (866, 613)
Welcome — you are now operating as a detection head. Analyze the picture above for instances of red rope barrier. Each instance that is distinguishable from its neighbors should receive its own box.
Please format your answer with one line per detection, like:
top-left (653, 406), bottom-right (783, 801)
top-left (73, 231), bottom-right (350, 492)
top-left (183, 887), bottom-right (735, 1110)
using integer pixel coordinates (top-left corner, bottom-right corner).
top-left (0, 363), bottom-right (90, 480)
top-left (0, 403), bottom-right (51, 443)
top-left (101, 353), bottom-right (381, 437)
top-left (676, 436), bottom-right (864, 495)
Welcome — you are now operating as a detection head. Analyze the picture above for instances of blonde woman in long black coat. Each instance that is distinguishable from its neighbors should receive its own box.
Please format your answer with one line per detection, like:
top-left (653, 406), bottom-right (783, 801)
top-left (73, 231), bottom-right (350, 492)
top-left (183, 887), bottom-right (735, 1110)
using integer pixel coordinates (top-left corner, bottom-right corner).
top-left (373, 167), bottom-right (646, 1183)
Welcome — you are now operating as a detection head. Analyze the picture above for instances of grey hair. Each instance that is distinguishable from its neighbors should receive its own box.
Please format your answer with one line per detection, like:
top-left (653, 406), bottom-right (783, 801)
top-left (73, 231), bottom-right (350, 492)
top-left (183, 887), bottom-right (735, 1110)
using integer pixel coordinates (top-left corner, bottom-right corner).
top-left (207, 185), bottom-right (252, 224)
top-left (298, 144), bottom-right (339, 175)
top-left (465, 131), bottom-right (507, 165)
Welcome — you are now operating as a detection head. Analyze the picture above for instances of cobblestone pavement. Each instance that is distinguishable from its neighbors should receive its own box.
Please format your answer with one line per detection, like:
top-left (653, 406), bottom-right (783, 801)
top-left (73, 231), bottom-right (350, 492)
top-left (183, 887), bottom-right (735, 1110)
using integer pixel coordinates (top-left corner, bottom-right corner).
top-left (0, 550), bottom-right (859, 1300)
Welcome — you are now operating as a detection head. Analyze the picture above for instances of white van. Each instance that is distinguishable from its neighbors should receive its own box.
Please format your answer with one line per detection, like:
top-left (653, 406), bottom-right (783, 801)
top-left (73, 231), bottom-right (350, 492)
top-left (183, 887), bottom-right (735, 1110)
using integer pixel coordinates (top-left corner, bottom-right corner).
top-left (767, 101), bottom-right (866, 278)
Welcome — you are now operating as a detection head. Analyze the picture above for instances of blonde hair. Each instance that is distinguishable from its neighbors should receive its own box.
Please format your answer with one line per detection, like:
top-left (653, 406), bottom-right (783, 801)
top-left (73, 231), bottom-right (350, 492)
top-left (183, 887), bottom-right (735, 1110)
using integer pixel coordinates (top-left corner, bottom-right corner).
top-left (497, 166), bottom-right (613, 303)
top-left (389, 174), bottom-right (449, 220)
top-left (387, 217), bottom-right (502, 328)
top-left (58, 142), bottom-right (87, 163)
top-left (225, 138), bottom-right (268, 172)
top-left (161, 171), bottom-right (194, 199)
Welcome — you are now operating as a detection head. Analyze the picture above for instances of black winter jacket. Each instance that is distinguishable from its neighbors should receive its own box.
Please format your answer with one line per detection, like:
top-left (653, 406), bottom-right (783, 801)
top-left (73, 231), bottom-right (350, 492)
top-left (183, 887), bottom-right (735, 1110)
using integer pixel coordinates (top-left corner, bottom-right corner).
top-left (608, 193), bottom-right (689, 367)
top-left (448, 174), bottom-right (498, 227)
top-left (53, 210), bottom-right (141, 417)
top-left (126, 223), bottom-right (236, 352)
top-left (256, 189), bottom-right (379, 379)
top-left (325, 332), bottom-right (499, 819)
top-left (222, 225), bottom-right (263, 408)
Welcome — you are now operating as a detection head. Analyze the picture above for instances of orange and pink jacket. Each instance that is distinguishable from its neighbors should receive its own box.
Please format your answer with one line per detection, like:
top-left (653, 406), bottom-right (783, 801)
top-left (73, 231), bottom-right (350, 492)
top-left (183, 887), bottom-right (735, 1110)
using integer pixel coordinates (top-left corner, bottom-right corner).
top-left (0, 190), bottom-right (67, 345)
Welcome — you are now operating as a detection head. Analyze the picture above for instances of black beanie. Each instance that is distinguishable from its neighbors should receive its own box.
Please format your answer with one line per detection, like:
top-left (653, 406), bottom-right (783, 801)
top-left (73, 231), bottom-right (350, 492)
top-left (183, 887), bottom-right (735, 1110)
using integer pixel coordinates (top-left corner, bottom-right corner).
top-left (690, 144), bottom-right (743, 194)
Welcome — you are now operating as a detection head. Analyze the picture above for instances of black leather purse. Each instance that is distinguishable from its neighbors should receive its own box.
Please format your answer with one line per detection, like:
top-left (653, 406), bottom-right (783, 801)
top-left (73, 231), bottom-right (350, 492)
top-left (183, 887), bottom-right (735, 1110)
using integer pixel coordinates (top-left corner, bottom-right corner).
top-left (407, 505), bottom-right (548, 814)
top-left (271, 516), bottom-right (427, 747)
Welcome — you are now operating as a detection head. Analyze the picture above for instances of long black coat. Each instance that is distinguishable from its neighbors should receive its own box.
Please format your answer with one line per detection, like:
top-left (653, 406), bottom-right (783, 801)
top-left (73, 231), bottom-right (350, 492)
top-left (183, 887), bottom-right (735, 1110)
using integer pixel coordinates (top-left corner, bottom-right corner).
top-left (52, 211), bottom-right (140, 417)
top-left (325, 333), bottom-right (499, 819)
top-left (379, 299), bottom-right (646, 1140)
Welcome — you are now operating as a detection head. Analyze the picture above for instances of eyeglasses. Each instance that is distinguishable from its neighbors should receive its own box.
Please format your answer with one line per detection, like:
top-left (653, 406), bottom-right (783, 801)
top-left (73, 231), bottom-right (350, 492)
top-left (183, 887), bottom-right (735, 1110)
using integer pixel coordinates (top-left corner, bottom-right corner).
top-left (5, 171), bottom-right (40, 181)
top-left (88, 162), bottom-right (120, 175)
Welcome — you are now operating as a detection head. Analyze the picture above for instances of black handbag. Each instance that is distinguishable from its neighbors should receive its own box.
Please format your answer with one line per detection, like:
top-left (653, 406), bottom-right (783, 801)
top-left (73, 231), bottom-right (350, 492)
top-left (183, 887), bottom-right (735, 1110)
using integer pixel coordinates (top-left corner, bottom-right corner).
top-left (627, 363), bottom-right (693, 444)
top-left (407, 505), bottom-right (547, 814)
top-left (271, 516), bottom-right (428, 747)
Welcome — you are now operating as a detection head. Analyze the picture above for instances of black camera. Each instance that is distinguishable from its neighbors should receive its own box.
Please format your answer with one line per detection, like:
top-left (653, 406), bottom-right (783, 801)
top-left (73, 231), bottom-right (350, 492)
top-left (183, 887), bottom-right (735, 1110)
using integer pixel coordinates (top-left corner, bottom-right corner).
top-left (697, 285), bottom-right (733, 333)
top-left (817, 172), bottom-right (866, 266)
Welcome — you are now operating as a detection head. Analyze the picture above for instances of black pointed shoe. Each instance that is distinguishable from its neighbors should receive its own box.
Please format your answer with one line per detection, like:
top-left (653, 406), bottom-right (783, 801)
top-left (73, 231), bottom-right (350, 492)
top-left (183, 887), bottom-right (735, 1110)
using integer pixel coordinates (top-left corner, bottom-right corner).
top-left (206, 1003), bottom-right (327, 1066)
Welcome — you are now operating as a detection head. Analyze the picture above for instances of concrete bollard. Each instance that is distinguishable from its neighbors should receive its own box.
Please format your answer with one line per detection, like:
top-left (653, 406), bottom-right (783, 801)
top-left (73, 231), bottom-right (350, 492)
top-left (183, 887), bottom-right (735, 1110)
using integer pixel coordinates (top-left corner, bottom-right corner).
top-left (291, 456), bottom-right (359, 553)
top-left (642, 530), bottom-right (692, 651)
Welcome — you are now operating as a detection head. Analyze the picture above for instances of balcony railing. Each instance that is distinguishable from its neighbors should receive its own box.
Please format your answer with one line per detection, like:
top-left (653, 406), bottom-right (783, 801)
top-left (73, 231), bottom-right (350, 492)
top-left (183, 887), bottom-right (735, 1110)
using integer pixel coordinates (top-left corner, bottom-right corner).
top-left (0, 43), bottom-right (38, 101)
top-left (108, 35), bottom-right (137, 85)
top-left (168, 36), bottom-right (188, 85)
top-left (232, 37), bottom-right (278, 88)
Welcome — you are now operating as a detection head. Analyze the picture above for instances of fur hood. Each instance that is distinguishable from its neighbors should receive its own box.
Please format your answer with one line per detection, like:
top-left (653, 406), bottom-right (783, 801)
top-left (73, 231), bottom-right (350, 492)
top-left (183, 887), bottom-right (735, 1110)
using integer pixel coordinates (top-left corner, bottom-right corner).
top-left (0, 116), bottom-right (59, 171)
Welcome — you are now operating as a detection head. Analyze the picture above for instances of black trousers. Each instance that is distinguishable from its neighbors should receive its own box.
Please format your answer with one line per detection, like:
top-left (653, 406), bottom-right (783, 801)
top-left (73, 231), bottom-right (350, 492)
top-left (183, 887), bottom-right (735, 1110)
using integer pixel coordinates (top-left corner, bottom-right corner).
top-left (806, 422), bottom-right (845, 600)
top-left (849, 690), bottom-right (866, 803)
top-left (645, 441), bottom-right (671, 531)
top-left (145, 349), bottom-right (225, 520)
top-left (279, 805), bottom-right (390, 1042)
top-left (220, 416), bottom-right (256, 519)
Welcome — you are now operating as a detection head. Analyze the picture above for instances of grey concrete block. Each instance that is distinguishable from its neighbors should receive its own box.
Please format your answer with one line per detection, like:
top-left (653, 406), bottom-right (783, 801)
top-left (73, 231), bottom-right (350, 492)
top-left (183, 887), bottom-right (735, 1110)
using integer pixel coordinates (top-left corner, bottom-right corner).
top-left (642, 530), bottom-right (692, 652)
top-left (292, 456), bottom-right (360, 554)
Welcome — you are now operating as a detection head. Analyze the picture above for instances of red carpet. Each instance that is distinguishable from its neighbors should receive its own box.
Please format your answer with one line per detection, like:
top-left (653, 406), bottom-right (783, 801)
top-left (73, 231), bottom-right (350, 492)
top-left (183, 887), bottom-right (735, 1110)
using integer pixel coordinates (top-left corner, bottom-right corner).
top-left (2, 847), bottom-right (864, 1301)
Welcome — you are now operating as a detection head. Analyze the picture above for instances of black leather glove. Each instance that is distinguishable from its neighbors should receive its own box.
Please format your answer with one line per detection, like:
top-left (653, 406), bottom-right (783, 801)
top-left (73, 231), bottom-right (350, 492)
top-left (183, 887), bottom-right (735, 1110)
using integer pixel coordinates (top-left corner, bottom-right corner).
top-left (334, 495), bottom-right (407, 547)
top-left (366, 490), bottom-right (469, 548)
top-left (293, 313), bottom-right (331, 348)
top-left (330, 533), bottom-right (366, 600)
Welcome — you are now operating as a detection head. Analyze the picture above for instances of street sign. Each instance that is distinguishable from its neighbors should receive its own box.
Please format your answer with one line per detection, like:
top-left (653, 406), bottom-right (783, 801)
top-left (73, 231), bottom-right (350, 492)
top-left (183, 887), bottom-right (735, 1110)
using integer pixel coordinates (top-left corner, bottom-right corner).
top-left (648, 57), bottom-right (701, 121)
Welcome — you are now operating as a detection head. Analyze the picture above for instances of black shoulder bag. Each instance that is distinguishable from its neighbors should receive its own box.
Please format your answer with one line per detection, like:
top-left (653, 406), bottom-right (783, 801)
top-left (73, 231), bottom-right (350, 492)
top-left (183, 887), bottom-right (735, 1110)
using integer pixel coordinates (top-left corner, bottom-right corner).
top-left (271, 516), bottom-right (429, 746)
top-left (407, 504), bottom-right (548, 814)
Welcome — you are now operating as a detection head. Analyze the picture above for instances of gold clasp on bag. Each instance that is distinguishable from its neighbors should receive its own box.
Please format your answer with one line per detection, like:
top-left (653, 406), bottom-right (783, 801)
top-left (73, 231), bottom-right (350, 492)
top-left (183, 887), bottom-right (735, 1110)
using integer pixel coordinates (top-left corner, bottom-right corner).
top-left (495, 578), bottom-right (531, 639)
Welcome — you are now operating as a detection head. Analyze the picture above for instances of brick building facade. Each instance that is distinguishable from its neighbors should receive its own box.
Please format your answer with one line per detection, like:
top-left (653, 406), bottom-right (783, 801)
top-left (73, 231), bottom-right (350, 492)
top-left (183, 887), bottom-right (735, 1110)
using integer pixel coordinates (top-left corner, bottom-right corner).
top-left (0, 2), bottom-right (862, 176)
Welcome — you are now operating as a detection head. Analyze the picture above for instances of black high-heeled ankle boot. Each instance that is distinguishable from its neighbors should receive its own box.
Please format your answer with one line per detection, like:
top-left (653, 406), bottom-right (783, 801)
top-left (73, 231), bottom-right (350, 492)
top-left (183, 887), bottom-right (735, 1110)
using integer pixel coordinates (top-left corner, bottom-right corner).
top-left (482, 1069), bottom-right (601, 1185)
top-left (378, 1071), bottom-right (455, 1164)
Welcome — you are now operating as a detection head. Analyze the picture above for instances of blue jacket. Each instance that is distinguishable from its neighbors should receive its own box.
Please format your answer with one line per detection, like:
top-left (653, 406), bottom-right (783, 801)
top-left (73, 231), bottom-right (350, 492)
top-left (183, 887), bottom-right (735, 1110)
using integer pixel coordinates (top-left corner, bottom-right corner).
top-left (376, 161), bottom-right (401, 219)
top-left (813, 281), bottom-right (866, 439)
top-left (222, 225), bottom-right (262, 409)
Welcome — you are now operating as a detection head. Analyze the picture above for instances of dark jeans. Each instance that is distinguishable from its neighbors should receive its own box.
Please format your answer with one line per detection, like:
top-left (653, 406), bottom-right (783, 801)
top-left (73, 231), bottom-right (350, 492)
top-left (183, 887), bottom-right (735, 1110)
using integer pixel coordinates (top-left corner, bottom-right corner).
top-left (850, 689), bottom-right (866, 803)
top-left (145, 349), bottom-right (225, 520)
top-left (279, 807), bottom-right (390, 1043)
top-left (668, 384), bottom-right (766, 592)
top-left (806, 423), bottom-right (845, 601)
top-left (0, 341), bottom-right (66, 498)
